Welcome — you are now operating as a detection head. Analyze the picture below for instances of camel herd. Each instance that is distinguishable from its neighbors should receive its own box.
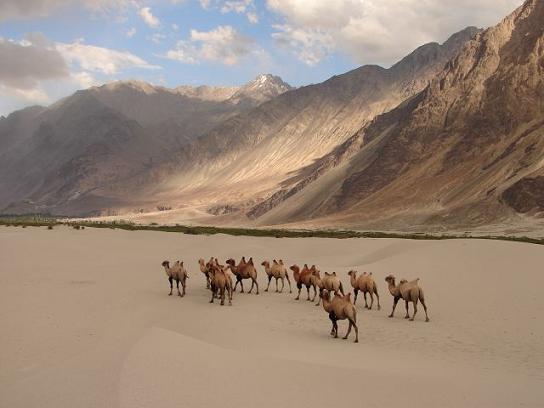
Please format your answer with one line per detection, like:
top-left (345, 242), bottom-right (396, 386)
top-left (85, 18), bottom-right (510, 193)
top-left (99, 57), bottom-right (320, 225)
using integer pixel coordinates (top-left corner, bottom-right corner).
top-left (162, 257), bottom-right (430, 343)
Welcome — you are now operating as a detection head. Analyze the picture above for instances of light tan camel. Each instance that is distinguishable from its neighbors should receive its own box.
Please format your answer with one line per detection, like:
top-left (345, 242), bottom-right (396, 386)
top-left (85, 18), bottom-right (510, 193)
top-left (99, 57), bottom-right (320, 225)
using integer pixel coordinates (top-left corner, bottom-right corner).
top-left (226, 257), bottom-right (259, 294)
top-left (198, 258), bottom-right (213, 289)
top-left (261, 259), bottom-right (292, 293)
top-left (208, 263), bottom-right (233, 306)
top-left (290, 264), bottom-right (317, 301)
top-left (348, 270), bottom-right (380, 310)
top-left (312, 271), bottom-right (345, 306)
top-left (385, 275), bottom-right (429, 322)
top-left (319, 290), bottom-right (358, 343)
top-left (161, 260), bottom-right (188, 297)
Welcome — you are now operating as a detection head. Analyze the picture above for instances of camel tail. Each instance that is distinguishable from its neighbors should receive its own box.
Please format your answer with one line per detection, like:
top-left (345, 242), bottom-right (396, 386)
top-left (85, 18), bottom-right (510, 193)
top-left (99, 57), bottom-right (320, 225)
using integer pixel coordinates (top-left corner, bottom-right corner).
top-left (339, 281), bottom-right (345, 296)
top-left (419, 287), bottom-right (425, 302)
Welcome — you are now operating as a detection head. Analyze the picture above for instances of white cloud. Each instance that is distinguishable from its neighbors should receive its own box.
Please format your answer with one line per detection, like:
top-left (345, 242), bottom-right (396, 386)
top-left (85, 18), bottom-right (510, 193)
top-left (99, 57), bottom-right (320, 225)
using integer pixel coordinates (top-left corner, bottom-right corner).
top-left (0, 0), bottom-right (133, 22)
top-left (166, 25), bottom-right (256, 65)
top-left (139, 6), bottom-right (160, 28)
top-left (266, 0), bottom-right (524, 66)
top-left (149, 33), bottom-right (166, 44)
top-left (247, 11), bottom-right (258, 24)
top-left (56, 38), bottom-right (161, 74)
top-left (172, 23), bottom-right (179, 31)
top-left (199, 0), bottom-right (259, 24)
top-left (0, 37), bottom-right (69, 89)
top-left (220, 0), bottom-right (253, 13)
top-left (126, 27), bottom-right (137, 38)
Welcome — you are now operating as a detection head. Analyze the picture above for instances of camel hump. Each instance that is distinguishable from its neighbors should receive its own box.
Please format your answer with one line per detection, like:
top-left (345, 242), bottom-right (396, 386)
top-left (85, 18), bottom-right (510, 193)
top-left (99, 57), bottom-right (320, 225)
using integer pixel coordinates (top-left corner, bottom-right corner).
top-left (369, 272), bottom-right (372, 275)
top-left (248, 257), bottom-right (254, 265)
top-left (304, 264), bottom-right (308, 268)
top-left (332, 271), bottom-right (336, 276)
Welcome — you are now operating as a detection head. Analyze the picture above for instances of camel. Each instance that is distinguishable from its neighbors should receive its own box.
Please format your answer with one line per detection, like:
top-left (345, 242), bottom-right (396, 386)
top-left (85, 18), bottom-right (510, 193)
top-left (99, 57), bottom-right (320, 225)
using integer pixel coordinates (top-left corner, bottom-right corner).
top-left (348, 270), bottom-right (380, 310)
top-left (290, 264), bottom-right (317, 301)
top-left (312, 270), bottom-right (345, 306)
top-left (385, 275), bottom-right (429, 322)
top-left (198, 257), bottom-right (213, 288)
top-left (161, 260), bottom-right (188, 297)
top-left (261, 259), bottom-right (292, 293)
top-left (319, 290), bottom-right (358, 343)
top-left (225, 257), bottom-right (259, 294)
top-left (208, 263), bottom-right (233, 306)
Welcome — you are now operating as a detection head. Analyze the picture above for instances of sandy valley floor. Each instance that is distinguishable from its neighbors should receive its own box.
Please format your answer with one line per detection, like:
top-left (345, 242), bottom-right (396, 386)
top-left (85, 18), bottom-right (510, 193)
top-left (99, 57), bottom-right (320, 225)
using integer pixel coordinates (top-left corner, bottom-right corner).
top-left (1, 226), bottom-right (543, 407)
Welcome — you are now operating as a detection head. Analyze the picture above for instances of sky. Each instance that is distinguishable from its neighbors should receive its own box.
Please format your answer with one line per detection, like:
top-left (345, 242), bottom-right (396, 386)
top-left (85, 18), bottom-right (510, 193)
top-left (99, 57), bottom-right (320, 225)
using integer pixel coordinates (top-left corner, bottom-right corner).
top-left (0, 0), bottom-right (524, 116)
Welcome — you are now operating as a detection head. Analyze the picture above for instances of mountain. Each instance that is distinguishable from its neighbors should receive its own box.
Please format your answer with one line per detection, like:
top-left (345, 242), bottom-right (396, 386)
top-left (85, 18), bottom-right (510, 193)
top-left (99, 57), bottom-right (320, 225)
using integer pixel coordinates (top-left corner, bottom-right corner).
top-left (0, 75), bottom-right (291, 215)
top-left (251, 0), bottom-right (544, 231)
top-left (136, 27), bottom-right (479, 211)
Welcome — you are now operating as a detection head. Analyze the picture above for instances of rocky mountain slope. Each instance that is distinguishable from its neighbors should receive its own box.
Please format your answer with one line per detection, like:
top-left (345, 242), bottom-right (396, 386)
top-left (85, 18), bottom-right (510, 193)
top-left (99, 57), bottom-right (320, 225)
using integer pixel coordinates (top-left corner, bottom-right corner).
top-left (143, 27), bottom-right (480, 211)
top-left (0, 75), bottom-right (291, 215)
top-left (253, 0), bottom-right (544, 231)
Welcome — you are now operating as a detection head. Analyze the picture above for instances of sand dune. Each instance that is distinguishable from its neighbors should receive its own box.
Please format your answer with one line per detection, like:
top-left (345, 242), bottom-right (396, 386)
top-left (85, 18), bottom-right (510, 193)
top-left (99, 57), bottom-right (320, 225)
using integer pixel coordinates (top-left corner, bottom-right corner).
top-left (1, 226), bottom-right (543, 407)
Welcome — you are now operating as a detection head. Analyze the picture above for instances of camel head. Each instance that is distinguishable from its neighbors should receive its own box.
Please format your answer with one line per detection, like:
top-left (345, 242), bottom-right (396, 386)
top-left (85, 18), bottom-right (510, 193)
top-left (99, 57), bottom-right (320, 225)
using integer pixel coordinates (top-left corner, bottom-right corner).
top-left (225, 258), bottom-right (235, 266)
top-left (290, 265), bottom-right (299, 273)
top-left (261, 260), bottom-right (269, 267)
top-left (313, 269), bottom-right (321, 277)
top-left (320, 289), bottom-right (330, 300)
top-left (198, 258), bottom-right (205, 265)
top-left (348, 270), bottom-right (357, 278)
top-left (385, 275), bottom-right (396, 285)
top-left (161, 260), bottom-right (170, 268)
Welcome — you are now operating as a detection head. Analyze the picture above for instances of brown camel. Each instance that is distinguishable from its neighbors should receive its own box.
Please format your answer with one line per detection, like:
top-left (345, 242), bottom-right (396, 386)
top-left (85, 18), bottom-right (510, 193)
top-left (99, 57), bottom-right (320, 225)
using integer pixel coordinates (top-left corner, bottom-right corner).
top-left (312, 271), bottom-right (345, 306)
top-left (319, 290), bottom-right (358, 343)
top-left (226, 257), bottom-right (259, 294)
top-left (208, 263), bottom-right (233, 306)
top-left (385, 275), bottom-right (429, 322)
top-left (161, 260), bottom-right (188, 297)
top-left (348, 270), bottom-right (380, 310)
top-left (261, 259), bottom-right (292, 293)
top-left (198, 257), bottom-right (214, 288)
top-left (290, 264), bottom-right (317, 301)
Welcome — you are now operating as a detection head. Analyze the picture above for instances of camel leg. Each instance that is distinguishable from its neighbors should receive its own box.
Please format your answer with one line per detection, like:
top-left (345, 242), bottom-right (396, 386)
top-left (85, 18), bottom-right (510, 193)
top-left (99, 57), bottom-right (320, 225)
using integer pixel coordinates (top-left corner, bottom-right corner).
top-left (265, 275), bottom-right (272, 292)
top-left (329, 312), bottom-right (338, 338)
top-left (168, 277), bottom-right (173, 296)
top-left (363, 292), bottom-right (369, 309)
top-left (375, 289), bottom-right (381, 310)
top-left (176, 279), bottom-right (182, 296)
top-left (343, 320), bottom-right (352, 340)
top-left (228, 287), bottom-right (233, 306)
top-left (306, 286), bottom-right (311, 301)
top-left (279, 277), bottom-right (285, 293)
top-left (410, 298), bottom-right (419, 321)
top-left (295, 283), bottom-right (302, 300)
top-left (286, 274), bottom-right (292, 293)
top-left (253, 278), bottom-right (259, 295)
top-left (311, 285), bottom-right (317, 302)
top-left (220, 288), bottom-right (225, 306)
top-left (351, 319), bottom-right (359, 343)
top-left (353, 289), bottom-right (358, 305)
top-left (182, 279), bottom-right (186, 297)
top-left (275, 277), bottom-right (279, 292)
top-left (248, 279), bottom-right (255, 294)
top-left (389, 297), bottom-right (399, 317)
top-left (369, 292), bottom-right (374, 310)
top-left (404, 300), bottom-right (410, 319)
top-left (209, 289), bottom-right (215, 303)
top-left (315, 291), bottom-right (321, 306)
top-left (421, 299), bottom-right (430, 322)
top-left (328, 315), bottom-right (336, 336)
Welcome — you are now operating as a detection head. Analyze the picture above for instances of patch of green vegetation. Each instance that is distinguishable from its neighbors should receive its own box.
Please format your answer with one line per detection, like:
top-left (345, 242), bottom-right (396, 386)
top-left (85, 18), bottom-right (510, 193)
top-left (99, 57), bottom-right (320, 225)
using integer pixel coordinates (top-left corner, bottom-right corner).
top-left (0, 214), bottom-right (542, 245)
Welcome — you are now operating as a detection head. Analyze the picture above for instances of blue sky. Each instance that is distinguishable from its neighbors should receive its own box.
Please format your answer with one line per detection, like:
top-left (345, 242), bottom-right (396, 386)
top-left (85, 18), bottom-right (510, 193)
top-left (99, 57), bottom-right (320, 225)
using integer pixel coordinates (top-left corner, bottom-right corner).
top-left (0, 0), bottom-right (523, 116)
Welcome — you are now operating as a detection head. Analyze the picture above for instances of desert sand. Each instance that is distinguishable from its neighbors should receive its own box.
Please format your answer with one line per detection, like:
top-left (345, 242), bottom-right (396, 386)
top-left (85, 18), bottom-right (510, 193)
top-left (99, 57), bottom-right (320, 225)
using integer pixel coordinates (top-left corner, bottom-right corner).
top-left (1, 226), bottom-right (543, 407)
